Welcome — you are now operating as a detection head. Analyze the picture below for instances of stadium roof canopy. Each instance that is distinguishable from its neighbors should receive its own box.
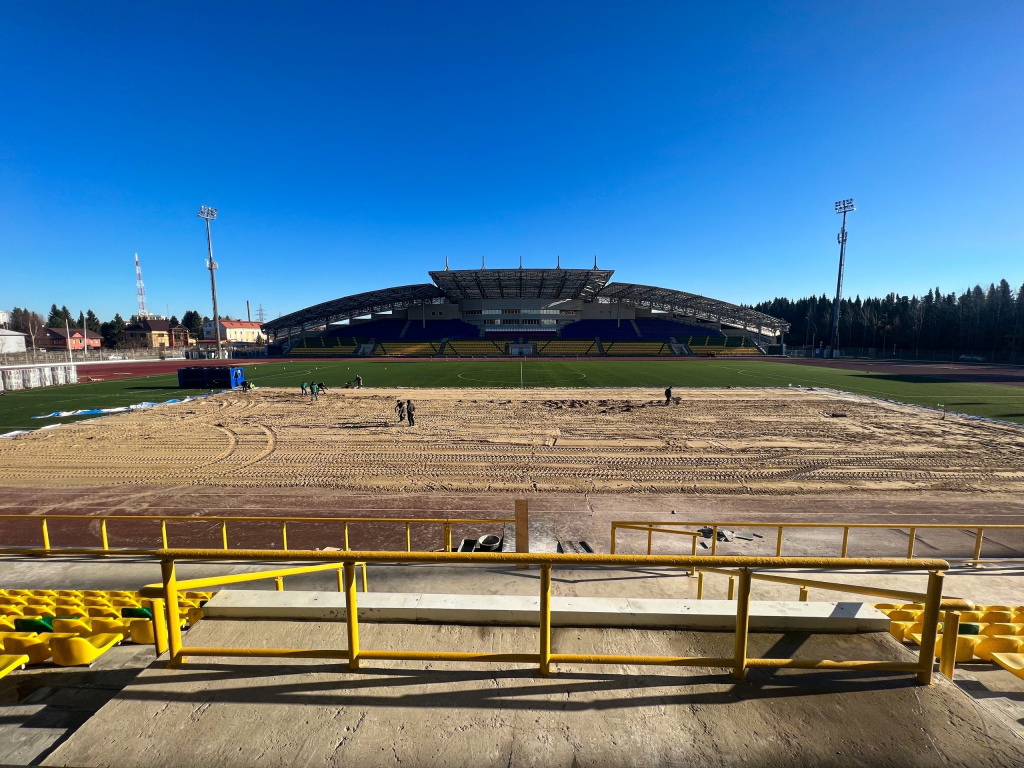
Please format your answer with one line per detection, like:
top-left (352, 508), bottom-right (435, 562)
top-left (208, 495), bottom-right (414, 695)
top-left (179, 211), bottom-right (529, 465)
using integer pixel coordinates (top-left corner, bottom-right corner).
top-left (596, 282), bottom-right (789, 336)
top-left (263, 283), bottom-right (444, 332)
top-left (262, 268), bottom-right (789, 336)
top-left (429, 268), bottom-right (613, 301)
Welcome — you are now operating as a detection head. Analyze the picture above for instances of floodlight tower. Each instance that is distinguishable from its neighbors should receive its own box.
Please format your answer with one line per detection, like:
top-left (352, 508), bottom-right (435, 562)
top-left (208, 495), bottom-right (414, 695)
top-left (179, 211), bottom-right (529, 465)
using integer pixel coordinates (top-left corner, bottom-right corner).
top-left (829, 199), bottom-right (855, 358)
top-left (197, 205), bottom-right (223, 359)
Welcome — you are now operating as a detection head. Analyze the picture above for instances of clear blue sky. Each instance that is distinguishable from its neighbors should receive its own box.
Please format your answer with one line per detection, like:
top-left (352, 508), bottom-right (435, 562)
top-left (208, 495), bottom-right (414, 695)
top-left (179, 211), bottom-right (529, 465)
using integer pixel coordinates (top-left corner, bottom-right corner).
top-left (2, 2), bottom-right (1022, 323)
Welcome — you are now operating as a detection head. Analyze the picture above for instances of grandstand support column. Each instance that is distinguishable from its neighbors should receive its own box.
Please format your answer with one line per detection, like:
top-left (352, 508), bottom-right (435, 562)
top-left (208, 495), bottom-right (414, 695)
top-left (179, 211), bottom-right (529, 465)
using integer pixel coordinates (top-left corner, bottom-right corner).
top-left (830, 199), bottom-right (855, 358)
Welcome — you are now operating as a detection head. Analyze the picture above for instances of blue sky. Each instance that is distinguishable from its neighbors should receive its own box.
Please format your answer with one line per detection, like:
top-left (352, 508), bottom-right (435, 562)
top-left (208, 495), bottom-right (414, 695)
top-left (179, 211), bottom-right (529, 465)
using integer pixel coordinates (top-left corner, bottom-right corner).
top-left (1, 2), bottom-right (1022, 322)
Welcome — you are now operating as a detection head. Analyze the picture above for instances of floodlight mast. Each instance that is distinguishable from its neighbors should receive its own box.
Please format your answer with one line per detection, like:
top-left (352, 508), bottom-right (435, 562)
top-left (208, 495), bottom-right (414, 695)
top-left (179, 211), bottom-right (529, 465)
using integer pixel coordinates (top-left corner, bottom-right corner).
top-left (829, 199), bottom-right (855, 358)
top-left (197, 206), bottom-right (223, 359)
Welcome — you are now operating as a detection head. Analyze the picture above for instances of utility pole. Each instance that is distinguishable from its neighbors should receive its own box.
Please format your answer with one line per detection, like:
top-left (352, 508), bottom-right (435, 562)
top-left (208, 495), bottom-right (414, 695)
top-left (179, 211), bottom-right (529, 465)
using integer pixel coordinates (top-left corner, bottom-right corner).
top-left (197, 206), bottom-right (223, 359)
top-left (830, 199), bottom-right (855, 358)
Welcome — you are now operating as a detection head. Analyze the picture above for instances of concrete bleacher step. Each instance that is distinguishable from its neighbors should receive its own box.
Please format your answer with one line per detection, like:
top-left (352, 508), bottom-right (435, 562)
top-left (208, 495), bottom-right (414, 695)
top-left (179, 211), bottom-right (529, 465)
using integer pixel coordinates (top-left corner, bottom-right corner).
top-left (501, 516), bottom-right (559, 554)
top-left (202, 590), bottom-right (888, 632)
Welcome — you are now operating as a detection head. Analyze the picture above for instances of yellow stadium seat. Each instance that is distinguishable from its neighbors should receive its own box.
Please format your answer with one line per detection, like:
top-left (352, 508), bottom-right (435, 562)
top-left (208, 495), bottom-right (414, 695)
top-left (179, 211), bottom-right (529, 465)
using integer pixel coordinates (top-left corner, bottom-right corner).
top-left (886, 610), bottom-right (920, 622)
top-left (86, 607), bottom-right (120, 619)
top-left (974, 636), bottom-right (1024, 662)
top-left (933, 634), bottom-right (982, 662)
top-left (51, 618), bottom-right (95, 635)
top-left (959, 611), bottom-right (984, 622)
top-left (0, 618), bottom-right (15, 632)
top-left (0, 653), bottom-right (29, 680)
top-left (186, 606), bottom-right (205, 627)
top-left (991, 653), bottom-right (1024, 680)
top-left (889, 621), bottom-right (914, 642)
top-left (2, 633), bottom-right (76, 665)
top-left (0, 605), bottom-right (24, 616)
top-left (21, 606), bottom-right (55, 617)
top-left (980, 611), bottom-right (1014, 624)
top-left (129, 619), bottom-right (156, 645)
top-left (89, 618), bottom-right (132, 640)
top-left (980, 623), bottom-right (1019, 636)
top-left (25, 596), bottom-right (54, 606)
top-left (50, 633), bottom-right (122, 666)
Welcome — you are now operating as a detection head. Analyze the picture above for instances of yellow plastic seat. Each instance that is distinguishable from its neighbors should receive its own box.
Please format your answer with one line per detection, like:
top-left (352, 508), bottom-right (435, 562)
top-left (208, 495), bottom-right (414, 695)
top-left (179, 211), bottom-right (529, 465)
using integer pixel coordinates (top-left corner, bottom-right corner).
top-left (51, 618), bottom-right (95, 635)
top-left (129, 619), bottom-right (156, 645)
top-left (89, 619), bottom-right (132, 640)
top-left (86, 607), bottom-right (120, 619)
top-left (0, 605), bottom-right (24, 616)
top-left (889, 621), bottom-right (914, 642)
top-left (980, 611), bottom-right (1014, 624)
top-left (959, 611), bottom-right (984, 622)
top-left (111, 598), bottom-right (141, 608)
top-left (0, 653), bottom-right (29, 679)
top-left (978, 605), bottom-right (1014, 612)
top-left (186, 606), bottom-right (204, 627)
top-left (991, 653), bottom-right (1024, 680)
top-left (887, 610), bottom-right (920, 622)
top-left (7, 590), bottom-right (31, 597)
top-left (83, 598), bottom-right (112, 607)
top-left (32, 590), bottom-right (58, 597)
top-left (933, 634), bottom-right (982, 662)
top-left (50, 633), bottom-right (121, 666)
top-left (974, 636), bottom-right (1024, 662)
top-left (980, 623), bottom-right (1018, 637)
top-left (0, 618), bottom-right (15, 632)
top-left (25, 597), bottom-right (54, 606)
top-left (21, 606), bottom-right (55, 617)
top-left (1, 633), bottom-right (76, 664)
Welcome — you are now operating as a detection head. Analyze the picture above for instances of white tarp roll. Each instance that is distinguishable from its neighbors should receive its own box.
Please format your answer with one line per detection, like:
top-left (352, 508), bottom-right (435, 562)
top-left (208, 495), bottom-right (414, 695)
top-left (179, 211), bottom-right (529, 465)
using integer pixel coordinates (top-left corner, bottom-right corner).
top-left (2, 369), bottom-right (24, 390)
top-left (22, 368), bottom-right (41, 389)
top-left (65, 365), bottom-right (78, 384)
top-left (39, 367), bottom-right (53, 387)
top-left (52, 366), bottom-right (66, 385)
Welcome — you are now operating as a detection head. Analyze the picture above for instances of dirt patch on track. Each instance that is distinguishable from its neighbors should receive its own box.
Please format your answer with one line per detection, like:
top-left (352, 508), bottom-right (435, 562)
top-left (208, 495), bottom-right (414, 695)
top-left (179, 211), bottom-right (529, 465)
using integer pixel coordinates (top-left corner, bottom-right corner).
top-left (1, 387), bottom-right (1023, 494)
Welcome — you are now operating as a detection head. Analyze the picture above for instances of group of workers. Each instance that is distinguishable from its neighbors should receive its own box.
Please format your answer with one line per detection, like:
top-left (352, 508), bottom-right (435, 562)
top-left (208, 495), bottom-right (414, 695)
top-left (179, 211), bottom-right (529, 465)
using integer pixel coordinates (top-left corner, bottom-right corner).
top-left (296, 376), bottom-right (418, 426)
top-left (395, 399), bottom-right (416, 426)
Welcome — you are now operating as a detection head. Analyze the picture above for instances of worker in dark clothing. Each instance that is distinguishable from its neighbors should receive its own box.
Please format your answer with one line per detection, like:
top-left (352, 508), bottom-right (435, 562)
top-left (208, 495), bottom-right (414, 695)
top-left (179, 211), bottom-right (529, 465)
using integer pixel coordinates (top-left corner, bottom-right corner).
top-left (665, 386), bottom-right (672, 406)
top-left (310, 382), bottom-right (319, 402)
top-left (406, 399), bottom-right (416, 426)
top-left (354, 375), bottom-right (363, 388)
top-left (318, 382), bottom-right (328, 393)
top-left (395, 399), bottom-right (405, 423)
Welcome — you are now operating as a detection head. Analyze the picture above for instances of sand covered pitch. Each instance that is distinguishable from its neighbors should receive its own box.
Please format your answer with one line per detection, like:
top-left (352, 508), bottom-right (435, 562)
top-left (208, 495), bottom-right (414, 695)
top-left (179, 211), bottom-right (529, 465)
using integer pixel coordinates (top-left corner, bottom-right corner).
top-left (0, 387), bottom-right (1022, 493)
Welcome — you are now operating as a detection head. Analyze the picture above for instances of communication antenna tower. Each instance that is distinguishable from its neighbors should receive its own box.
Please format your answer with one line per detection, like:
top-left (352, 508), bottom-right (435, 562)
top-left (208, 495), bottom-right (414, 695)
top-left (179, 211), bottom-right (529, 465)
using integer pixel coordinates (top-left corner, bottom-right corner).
top-left (135, 254), bottom-right (149, 319)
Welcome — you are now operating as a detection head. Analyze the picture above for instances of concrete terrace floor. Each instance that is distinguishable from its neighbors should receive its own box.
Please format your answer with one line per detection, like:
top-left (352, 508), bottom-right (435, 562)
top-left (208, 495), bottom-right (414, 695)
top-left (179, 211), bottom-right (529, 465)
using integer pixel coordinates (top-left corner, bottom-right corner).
top-left (39, 620), bottom-right (1024, 768)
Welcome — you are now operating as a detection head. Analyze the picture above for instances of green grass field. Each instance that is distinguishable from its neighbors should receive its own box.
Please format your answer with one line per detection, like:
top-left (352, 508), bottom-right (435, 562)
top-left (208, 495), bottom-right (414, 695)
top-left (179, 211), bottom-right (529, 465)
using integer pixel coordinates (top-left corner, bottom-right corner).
top-left (3, 358), bottom-right (1024, 432)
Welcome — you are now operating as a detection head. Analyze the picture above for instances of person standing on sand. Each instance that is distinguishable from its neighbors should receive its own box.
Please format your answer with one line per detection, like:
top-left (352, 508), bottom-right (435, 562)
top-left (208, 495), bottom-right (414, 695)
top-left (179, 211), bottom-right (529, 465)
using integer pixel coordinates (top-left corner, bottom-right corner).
top-left (310, 382), bottom-right (319, 402)
top-left (395, 399), bottom-right (405, 423)
top-left (665, 386), bottom-right (672, 406)
top-left (406, 399), bottom-right (416, 426)
top-left (354, 375), bottom-right (363, 388)
top-left (301, 381), bottom-right (308, 396)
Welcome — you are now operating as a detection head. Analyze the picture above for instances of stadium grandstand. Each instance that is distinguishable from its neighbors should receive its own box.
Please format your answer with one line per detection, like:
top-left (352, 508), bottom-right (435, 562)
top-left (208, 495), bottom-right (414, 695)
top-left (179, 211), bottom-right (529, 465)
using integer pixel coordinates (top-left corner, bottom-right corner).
top-left (263, 262), bottom-right (789, 357)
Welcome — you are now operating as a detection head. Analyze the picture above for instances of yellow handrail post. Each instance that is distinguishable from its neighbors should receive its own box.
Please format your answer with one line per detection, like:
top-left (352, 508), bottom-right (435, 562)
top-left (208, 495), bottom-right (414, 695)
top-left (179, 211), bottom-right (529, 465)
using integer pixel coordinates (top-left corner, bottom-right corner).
top-left (732, 568), bottom-right (752, 680)
top-left (841, 527), bottom-right (849, 558)
top-left (344, 523), bottom-right (350, 552)
top-left (711, 526), bottom-right (718, 556)
top-left (647, 528), bottom-right (653, 555)
top-left (906, 528), bottom-right (917, 559)
top-left (146, 597), bottom-right (168, 656)
top-left (916, 570), bottom-right (944, 685)
top-left (798, 586), bottom-right (809, 602)
top-left (41, 518), bottom-right (50, 551)
top-left (361, 562), bottom-right (368, 592)
top-left (275, 577), bottom-right (284, 591)
top-left (281, 521), bottom-right (288, 551)
top-left (336, 567), bottom-right (344, 593)
top-left (101, 519), bottom-right (109, 552)
top-left (161, 520), bottom-right (168, 549)
top-left (343, 561), bottom-right (360, 670)
top-left (972, 528), bottom-right (984, 567)
top-left (696, 570), bottom-right (704, 599)
top-left (775, 526), bottom-right (783, 557)
top-left (610, 525), bottom-right (617, 555)
top-left (539, 564), bottom-right (552, 676)
top-left (406, 522), bottom-right (411, 553)
top-left (221, 521), bottom-right (228, 551)
top-left (690, 536), bottom-right (697, 575)
top-left (161, 559), bottom-right (184, 666)
top-left (727, 575), bottom-right (736, 601)
top-left (939, 610), bottom-right (961, 680)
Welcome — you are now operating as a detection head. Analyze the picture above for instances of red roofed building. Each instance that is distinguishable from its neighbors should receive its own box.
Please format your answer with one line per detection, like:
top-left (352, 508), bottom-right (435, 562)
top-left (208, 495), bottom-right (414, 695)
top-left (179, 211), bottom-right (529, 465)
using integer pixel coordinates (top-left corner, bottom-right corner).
top-left (37, 326), bottom-right (102, 351)
top-left (203, 319), bottom-right (264, 344)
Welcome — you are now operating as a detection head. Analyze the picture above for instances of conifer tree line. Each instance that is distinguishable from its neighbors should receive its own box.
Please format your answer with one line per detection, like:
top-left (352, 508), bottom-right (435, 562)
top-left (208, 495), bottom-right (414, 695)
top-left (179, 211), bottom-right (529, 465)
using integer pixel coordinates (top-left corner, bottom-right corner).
top-left (755, 279), bottom-right (1024, 360)
top-left (6, 305), bottom-right (209, 349)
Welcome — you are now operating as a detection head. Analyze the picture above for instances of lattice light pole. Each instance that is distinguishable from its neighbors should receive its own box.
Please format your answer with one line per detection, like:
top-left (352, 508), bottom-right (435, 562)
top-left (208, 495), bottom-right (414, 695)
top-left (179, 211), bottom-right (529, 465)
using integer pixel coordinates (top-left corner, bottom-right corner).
top-left (829, 199), bottom-right (855, 357)
top-left (197, 205), bottom-right (223, 359)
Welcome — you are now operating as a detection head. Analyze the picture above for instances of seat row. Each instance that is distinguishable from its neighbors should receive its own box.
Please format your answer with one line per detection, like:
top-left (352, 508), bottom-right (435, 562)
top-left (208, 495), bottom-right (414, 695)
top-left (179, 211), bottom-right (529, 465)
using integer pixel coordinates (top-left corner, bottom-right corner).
top-left (875, 602), bottom-right (1024, 679)
top-left (0, 587), bottom-right (212, 677)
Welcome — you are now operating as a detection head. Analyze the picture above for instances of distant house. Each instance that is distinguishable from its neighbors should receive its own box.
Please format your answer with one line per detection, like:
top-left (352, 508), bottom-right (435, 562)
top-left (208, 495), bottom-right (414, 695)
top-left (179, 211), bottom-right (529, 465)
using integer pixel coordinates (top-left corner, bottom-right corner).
top-left (38, 326), bottom-right (102, 351)
top-left (124, 318), bottom-right (192, 348)
top-left (0, 328), bottom-right (27, 354)
top-left (203, 319), bottom-right (264, 344)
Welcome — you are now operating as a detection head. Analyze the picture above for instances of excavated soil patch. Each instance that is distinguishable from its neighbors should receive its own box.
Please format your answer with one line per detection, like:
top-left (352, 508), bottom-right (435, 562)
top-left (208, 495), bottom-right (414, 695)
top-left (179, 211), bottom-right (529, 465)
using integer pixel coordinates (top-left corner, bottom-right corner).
top-left (1, 387), bottom-right (1022, 493)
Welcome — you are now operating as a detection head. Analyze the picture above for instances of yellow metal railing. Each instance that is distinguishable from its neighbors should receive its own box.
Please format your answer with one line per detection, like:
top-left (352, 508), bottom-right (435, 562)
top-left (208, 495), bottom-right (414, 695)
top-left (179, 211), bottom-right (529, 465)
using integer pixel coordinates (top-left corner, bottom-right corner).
top-left (610, 520), bottom-right (1024, 565)
top-left (134, 548), bottom-right (951, 685)
top-left (0, 514), bottom-right (512, 555)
